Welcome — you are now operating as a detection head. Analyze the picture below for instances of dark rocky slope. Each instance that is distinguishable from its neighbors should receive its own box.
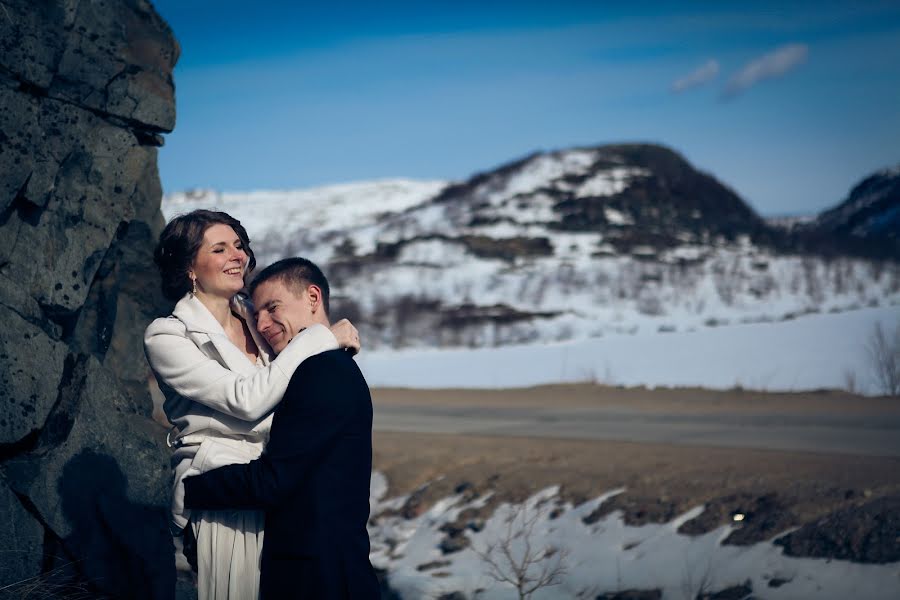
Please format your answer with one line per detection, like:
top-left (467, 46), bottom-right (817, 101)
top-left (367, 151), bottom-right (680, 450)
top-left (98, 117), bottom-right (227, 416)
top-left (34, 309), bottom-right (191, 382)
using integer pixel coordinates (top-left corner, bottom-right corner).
top-left (796, 165), bottom-right (900, 259)
top-left (428, 143), bottom-right (771, 251)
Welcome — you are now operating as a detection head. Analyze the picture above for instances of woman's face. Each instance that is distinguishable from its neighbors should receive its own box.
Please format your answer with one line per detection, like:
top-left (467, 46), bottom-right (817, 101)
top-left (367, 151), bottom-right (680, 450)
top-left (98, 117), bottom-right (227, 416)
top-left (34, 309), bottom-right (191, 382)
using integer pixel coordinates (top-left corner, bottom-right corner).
top-left (190, 224), bottom-right (248, 299)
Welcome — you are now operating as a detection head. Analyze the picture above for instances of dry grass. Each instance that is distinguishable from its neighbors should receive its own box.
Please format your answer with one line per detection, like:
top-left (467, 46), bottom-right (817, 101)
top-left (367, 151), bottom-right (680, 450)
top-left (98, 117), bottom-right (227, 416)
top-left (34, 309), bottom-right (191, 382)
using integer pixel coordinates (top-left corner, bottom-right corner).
top-left (372, 383), bottom-right (900, 415)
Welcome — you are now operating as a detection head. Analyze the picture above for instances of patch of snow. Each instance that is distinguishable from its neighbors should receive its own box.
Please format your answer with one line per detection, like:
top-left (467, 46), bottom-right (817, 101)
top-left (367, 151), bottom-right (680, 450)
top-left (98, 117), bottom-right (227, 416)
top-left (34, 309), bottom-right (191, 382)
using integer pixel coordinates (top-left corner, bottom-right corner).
top-left (604, 207), bottom-right (633, 226)
top-left (663, 245), bottom-right (706, 261)
top-left (575, 167), bottom-right (649, 199)
top-left (765, 214), bottom-right (816, 228)
top-left (498, 151), bottom-right (598, 199)
top-left (397, 239), bottom-right (469, 266)
top-left (368, 479), bottom-right (900, 599)
top-left (631, 245), bottom-right (657, 257)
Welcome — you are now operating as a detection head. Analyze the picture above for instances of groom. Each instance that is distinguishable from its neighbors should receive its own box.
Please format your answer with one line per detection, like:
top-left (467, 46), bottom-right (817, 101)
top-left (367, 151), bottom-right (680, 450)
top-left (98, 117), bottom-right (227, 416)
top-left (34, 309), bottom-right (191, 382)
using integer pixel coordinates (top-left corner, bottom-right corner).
top-left (183, 257), bottom-right (380, 599)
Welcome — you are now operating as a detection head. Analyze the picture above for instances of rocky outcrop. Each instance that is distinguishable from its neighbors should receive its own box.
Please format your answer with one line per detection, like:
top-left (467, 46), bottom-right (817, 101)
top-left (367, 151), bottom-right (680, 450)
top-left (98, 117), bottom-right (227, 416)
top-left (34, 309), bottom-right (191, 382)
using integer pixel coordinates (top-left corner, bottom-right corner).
top-left (774, 495), bottom-right (900, 564)
top-left (0, 1), bottom-right (177, 597)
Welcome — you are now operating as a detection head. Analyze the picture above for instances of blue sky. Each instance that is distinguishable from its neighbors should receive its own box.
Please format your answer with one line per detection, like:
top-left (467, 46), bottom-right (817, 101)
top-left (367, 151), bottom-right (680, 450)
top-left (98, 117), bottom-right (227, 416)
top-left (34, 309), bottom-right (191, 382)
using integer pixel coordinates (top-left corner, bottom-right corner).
top-left (153, 1), bottom-right (900, 216)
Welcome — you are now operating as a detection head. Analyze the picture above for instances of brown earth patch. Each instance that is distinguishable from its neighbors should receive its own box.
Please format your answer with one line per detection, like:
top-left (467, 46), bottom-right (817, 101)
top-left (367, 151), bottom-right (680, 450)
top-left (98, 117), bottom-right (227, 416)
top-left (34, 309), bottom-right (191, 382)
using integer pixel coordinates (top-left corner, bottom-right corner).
top-left (372, 384), bottom-right (900, 416)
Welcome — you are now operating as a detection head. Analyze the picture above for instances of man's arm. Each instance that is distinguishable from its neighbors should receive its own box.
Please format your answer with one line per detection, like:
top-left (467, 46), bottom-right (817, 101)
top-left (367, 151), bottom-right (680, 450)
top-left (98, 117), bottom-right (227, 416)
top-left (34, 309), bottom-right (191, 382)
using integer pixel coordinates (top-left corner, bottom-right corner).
top-left (144, 320), bottom-right (338, 421)
top-left (183, 355), bottom-right (349, 510)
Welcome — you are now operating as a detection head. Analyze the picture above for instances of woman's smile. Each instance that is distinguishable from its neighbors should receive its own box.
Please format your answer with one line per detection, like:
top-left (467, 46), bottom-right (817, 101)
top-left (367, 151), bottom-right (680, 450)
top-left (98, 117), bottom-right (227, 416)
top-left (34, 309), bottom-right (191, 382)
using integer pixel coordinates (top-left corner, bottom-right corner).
top-left (191, 223), bottom-right (249, 296)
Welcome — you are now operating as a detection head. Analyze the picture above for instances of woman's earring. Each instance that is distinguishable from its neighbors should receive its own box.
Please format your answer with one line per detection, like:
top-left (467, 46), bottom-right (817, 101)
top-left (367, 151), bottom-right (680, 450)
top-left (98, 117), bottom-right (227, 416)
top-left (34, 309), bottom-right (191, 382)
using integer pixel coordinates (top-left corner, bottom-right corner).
top-left (191, 275), bottom-right (197, 296)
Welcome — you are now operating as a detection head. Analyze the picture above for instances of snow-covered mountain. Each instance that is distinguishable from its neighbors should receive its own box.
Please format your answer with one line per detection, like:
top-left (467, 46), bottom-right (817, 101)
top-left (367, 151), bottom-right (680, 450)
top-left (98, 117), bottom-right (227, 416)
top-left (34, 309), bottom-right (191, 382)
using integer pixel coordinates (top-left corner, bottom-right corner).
top-left (162, 144), bottom-right (900, 350)
top-left (797, 165), bottom-right (900, 258)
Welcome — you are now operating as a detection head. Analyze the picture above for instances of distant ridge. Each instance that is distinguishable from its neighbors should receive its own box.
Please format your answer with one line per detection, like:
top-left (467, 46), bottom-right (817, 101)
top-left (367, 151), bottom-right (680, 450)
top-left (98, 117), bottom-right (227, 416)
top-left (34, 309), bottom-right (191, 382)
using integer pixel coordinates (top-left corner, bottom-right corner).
top-left (428, 143), bottom-right (769, 253)
top-left (797, 165), bottom-right (900, 259)
top-left (163, 143), bottom-right (900, 350)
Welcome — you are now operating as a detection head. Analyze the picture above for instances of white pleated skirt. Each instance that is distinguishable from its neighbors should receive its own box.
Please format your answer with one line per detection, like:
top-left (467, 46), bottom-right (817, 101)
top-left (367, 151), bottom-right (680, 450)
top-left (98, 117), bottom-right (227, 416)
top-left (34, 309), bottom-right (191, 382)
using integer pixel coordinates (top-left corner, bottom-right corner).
top-left (192, 509), bottom-right (265, 600)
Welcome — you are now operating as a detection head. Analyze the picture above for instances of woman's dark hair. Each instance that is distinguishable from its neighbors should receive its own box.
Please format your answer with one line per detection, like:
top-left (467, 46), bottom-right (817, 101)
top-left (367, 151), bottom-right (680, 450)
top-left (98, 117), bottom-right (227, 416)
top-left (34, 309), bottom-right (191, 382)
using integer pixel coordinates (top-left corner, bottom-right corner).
top-left (153, 209), bottom-right (256, 302)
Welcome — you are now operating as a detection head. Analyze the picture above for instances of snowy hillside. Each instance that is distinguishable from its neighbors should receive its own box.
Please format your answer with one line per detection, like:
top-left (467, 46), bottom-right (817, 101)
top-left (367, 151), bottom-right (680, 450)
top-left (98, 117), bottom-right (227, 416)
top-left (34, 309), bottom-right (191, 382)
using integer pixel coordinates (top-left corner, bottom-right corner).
top-left (162, 145), bottom-right (900, 351)
top-left (798, 164), bottom-right (900, 258)
top-left (163, 178), bottom-right (447, 245)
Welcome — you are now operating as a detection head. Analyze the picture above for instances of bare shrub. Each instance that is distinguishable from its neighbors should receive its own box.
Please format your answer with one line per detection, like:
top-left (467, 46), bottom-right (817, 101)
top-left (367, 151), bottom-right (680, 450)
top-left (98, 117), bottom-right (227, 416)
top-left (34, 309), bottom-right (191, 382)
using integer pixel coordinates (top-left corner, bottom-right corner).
top-left (680, 556), bottom-right (714, 600)
top-left (636, 289), bottom-right (664, 316)
top-left (802, 256), bottom-right (824, 304)
top-left (576, 366), bottom-right (599, 385)
top-left (867, 321), bottom-right (900, 396)
top-left (577, 362), bottom-right (616, 386)
top-left (330, 296), bottom-right (364, 325)
top-left (473, 503), bottom-right (568, 600)
top-left (843, 369), bottom-right (858, 395)
top-left (832, 258), bottom-right (851, 295)
top-left (711, 256), bottom-right (739, 306)
top-left (556, 262), bottom-right (577, 293)
top-left (333, 237), bottom-right (357, 259)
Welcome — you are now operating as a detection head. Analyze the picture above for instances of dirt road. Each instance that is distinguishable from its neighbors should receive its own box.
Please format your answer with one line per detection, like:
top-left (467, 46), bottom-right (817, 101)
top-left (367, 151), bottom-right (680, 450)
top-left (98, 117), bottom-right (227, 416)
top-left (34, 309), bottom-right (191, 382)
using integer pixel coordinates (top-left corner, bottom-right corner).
top-left (372, 384), bottom-right (900, 457)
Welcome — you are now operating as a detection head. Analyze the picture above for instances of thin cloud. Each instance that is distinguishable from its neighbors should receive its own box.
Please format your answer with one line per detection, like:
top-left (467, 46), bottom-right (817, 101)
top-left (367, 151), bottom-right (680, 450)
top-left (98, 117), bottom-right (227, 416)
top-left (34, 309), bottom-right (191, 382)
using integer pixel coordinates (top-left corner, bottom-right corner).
top-left (671, 59), bottom-right (720, 93)
top-left (722, 43), bottom-right (808, 99)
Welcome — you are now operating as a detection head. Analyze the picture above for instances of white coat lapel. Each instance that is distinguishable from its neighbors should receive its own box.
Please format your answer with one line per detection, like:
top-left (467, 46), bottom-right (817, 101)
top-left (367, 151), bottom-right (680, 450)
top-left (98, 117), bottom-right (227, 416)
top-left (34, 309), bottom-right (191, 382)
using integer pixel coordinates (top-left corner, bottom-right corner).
top-left (171, 294), bottom-right (261, 375)
top-left (231, 294), bottom-right (274, 366)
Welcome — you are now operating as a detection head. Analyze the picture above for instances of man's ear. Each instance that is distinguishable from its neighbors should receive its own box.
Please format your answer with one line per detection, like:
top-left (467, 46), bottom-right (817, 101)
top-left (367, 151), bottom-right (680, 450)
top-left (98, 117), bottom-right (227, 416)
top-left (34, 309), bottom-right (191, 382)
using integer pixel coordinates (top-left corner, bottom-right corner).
top-left (306, 284), bottom-right (322, 313)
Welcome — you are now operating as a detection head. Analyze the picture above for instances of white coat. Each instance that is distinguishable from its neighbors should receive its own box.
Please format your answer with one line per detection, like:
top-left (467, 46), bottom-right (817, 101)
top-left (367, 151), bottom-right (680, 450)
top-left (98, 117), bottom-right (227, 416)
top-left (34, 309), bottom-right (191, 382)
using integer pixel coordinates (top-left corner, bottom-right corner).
top-left (143, 292), bottom-right (339, 529)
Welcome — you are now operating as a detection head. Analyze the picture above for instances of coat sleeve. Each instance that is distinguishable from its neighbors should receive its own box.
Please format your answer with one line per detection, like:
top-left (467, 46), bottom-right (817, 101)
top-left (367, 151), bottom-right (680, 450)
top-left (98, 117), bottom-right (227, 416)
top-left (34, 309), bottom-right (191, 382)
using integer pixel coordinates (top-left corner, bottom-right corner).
top-left (143, 320), bottom-right (338, 421)
top-left (183, 359), bottom-right (348, 510)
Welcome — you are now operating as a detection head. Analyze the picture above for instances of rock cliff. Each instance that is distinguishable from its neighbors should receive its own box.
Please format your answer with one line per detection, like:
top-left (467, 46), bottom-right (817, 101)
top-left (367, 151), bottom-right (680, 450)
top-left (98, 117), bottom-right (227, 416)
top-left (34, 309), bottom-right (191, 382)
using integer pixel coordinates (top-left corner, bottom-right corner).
top-left (0, 1), bottom-right (178, 597)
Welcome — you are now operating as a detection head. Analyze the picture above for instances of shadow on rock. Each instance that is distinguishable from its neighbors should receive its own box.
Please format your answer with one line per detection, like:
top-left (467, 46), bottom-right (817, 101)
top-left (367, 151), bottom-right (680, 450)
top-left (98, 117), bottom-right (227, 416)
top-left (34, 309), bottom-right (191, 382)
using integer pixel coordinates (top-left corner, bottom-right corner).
top-left (54, 449), bottom-right (174, 599)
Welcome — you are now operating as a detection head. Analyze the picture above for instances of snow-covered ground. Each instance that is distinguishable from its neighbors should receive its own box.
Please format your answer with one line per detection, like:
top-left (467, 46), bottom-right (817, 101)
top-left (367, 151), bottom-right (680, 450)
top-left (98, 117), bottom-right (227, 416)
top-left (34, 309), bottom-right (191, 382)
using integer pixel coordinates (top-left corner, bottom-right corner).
top-left (362, 304), bottom-right (900, 599)
top-left (367, 473), bottom-right (900, 599)
top-left (358, 304), bottom-right (900, 395)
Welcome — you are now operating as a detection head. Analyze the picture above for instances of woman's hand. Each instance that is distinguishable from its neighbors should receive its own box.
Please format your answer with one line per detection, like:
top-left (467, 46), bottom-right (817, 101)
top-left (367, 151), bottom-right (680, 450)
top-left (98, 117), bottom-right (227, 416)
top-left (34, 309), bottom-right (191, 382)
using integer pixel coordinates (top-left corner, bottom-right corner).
top-left (330, 319), bottom-right (360, 355)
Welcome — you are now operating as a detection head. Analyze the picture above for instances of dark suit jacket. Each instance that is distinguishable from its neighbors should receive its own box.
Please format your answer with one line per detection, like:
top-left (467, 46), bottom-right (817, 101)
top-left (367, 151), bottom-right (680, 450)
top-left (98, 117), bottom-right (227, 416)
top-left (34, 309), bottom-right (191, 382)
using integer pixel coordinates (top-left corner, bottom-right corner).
top-left (183, 349), bottom-right (380, 599)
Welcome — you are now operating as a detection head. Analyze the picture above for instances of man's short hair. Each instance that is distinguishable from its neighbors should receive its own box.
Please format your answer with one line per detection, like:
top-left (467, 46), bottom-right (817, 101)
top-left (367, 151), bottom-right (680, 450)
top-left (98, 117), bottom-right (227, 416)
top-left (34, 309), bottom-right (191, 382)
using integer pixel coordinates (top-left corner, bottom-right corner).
top-left (249, 257), bottom-right (330, 315)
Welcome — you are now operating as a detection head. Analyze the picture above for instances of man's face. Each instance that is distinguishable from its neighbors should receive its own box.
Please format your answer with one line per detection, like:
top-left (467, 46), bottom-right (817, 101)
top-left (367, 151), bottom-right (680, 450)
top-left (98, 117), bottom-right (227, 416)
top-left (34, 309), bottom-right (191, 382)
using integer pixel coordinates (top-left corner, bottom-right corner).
top-left (252, 279), bottom-right (316, 354)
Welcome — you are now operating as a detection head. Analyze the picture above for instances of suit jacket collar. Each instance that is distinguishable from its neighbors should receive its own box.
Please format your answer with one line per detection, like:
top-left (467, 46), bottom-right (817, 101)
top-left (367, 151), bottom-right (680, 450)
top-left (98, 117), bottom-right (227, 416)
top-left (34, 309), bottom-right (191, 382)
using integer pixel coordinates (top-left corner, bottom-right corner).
top-left (172, 293), bottom-right (273, 372)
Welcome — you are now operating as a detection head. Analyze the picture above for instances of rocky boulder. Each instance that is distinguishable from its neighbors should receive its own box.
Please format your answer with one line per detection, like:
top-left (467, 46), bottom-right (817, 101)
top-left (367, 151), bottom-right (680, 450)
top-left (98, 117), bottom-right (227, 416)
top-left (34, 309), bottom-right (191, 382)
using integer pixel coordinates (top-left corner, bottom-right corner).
top-left (0, 0), bottom-right (177, 597)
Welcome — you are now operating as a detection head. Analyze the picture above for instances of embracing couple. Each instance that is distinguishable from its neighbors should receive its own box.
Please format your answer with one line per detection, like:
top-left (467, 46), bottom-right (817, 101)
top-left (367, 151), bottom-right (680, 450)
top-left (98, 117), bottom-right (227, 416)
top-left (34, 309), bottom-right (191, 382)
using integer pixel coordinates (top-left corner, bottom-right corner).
top-left (144, 209), bottom-right (380, 599)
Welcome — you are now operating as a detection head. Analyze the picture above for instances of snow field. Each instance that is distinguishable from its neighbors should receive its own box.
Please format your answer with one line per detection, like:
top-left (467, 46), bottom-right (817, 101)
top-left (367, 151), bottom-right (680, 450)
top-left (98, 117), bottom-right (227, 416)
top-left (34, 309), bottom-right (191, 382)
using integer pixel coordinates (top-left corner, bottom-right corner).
top-left (358, 304), bottom-right (900, 395)
top-left (367, 473), bottom-right (900, 599)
